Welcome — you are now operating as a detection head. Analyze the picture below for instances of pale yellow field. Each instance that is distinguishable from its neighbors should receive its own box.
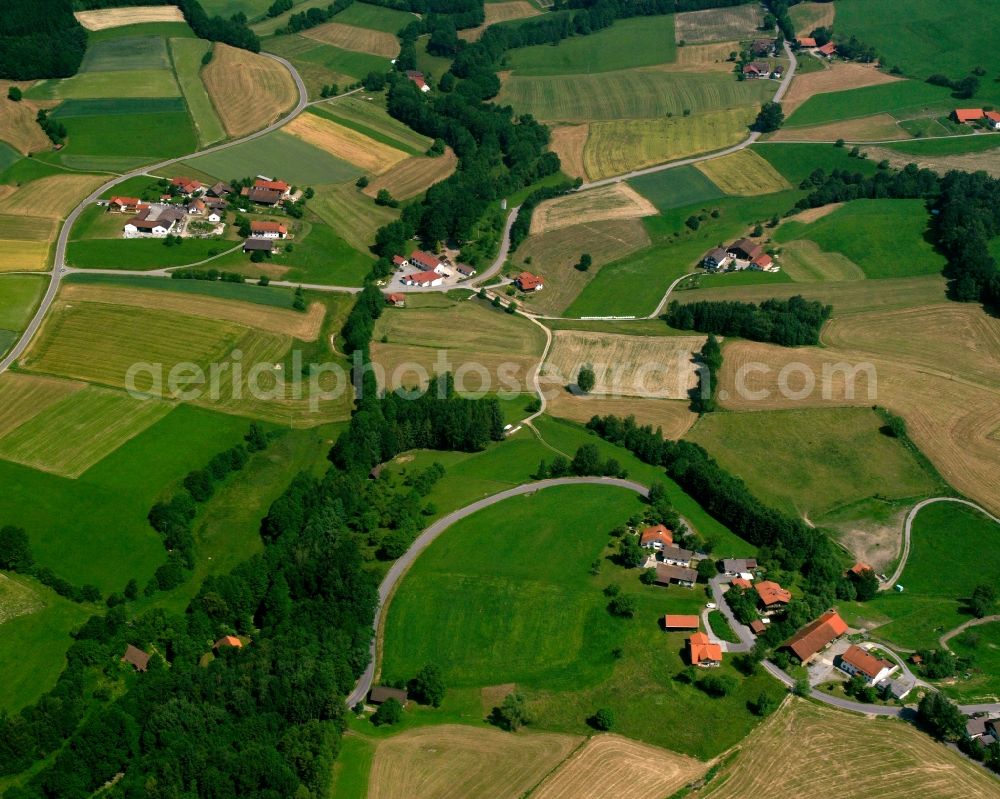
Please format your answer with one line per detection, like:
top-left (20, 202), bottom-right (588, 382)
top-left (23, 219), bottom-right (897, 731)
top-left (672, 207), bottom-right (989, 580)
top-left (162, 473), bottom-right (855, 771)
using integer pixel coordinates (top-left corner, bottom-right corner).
top-left (675, 4), bottom-right (762, 42)
top-left (664, 41), bottom-right (739, 72)
top-left (544, 330), bottom-right (704, 399)
top-left (703, 698), bottom-right (1000, 799)
top-left (59, 283), bottom-right (325, 341)
top-left (695, 148), bottom-right (791, 195)
top-left (203, 44), bottom-right (297, 137)
top-left (546, 392), bottom-right (697, 440)
top-left (0, 373), bottom-right (85, 439)
top-left (362, 149), bottom-right (458, 200)
top-left (530, 183), bottom-right (657, 235)
top-left (865, 145), bottom-right (1000, 180)
top-left (779, 239), bottom-right (865, 282)
top-left (584, 108), bottom-right (757, 180)
top-left (368, 725), bottom-right (581, 799)
top-left (782, 61), bottom-right (902, 116)
top-left (548, 124), bottom-right (588, 180)
top-left (311, 182), bottom-right (397, 253)
top-left (286, 112), bottom-right (407, 175)
top-left (458, 1), bottom-right (542, 41)
top-left (773, 113), bottom-right (908, 142)
top-left (789, 1), bottom-right (836, 37)
top-left (0, 174), bottom-right (106, 220)
top-left (0, 82), bottom-right (52, 154)
top-left (74, 5), bottom-right (185, 30)
top-left (302, 22), bottom-right (399, 58)
top-left (0, 240), bottom-right (51, 271)
top-left (533, 734), bottom-right (705, 799)
top-left (514, 218), bottom-right (651, 315)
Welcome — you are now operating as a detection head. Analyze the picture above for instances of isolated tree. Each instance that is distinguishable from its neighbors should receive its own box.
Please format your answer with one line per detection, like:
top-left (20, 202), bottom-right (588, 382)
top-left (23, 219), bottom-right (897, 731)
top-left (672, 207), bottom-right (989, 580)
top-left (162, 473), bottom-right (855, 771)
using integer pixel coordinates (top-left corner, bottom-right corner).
top-left (640, 567), bottom-right (657, 585)
top-left (245, 422), bottom-right (268, 452)
top-left (576, 364), bottom-right (596, 394)
top-left (697, 558), bottom-right (717, 582)
top-left (699, 674), bottom-right (737, 697)
top-left (293, 286), bottom-right (306, 311)
top-left (371, 698), bottom-right (403, 726)
top-left (124, 578), bottom-right (139, 601)
top-left (754, 101), bottom-right (785, 132)
top-left (589, 708), bottom-right (614, 730)
top-left (375, 189), bottom-right (398, 208)
top-left (0, 525), bottom-right (32, 571)
top-left (608, 594), bottom-right (637, 618)
top-left (7, 86), bottom-right (21, 101)
top-left (409, 664), bottom-right (446, 707)
top-left (970, 584), bottom-right (997, 618)
top-left (491, 692), bottom-right (529, 731)
top-left (355, 175), bottom-right (369, 188)
top-left (575, 253), bottom-right (592, 272)
top-left (618, 536), bottom-right (644, 569)
top-left (751, 691), bottom-right (776, 716)
top-left (793, 678), bottom-right (811, 697)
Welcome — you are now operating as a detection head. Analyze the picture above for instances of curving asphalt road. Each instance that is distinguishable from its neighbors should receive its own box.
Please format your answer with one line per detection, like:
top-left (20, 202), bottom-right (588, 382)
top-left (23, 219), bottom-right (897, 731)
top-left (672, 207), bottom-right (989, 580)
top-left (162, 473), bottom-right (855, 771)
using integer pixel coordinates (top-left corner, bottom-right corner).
top-left (345, 476), bottom-right (650, 707)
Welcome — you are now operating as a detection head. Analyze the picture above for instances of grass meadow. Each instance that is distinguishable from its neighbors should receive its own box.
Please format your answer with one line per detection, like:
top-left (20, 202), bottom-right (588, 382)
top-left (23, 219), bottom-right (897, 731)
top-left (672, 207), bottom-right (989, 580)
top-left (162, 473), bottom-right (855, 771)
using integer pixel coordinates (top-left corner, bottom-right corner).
top-left (785, 80), bottom-right (955, 128)
top-left (170, 37), bottom-right (227, 146)
top-left (685, 408), bottom-right (940, 521)
top-left (381, 483), bottom-right (779, 758)
top-left (264, 220), bottom-right (372, 285)
top-left (311, 181), bottom-right (399, 253)
top-left (629, 165), bottom-right (724, 212)
top-left (58, 110), bottom-right (198, 168)
top-left (0, 276), bottom-right (45, 335)
top-left (753, 142), bottom-right (879, 184)
top-left (332, 2), bottom-right (416, 32)
top-left (507, 16), bottom-right (676, 76)
top-left (264, 34), bottom-right (390, 90)
top-left (64, 272), bottom-right (301, 308)
top-left (844, 503), bottom-right (1000, 650)
top-left (27, 68), bottom-right (181, 100)
top-left (66, 238), bottom-right (238, 270)
top-left (774, 199), bottom-right (946, 279)
top-left (945, 623), bottom-right (1000, 702)
top-left (79, 34), bottom-right (171, 72)
top-left (884, 136), bottom-right (1000, 157)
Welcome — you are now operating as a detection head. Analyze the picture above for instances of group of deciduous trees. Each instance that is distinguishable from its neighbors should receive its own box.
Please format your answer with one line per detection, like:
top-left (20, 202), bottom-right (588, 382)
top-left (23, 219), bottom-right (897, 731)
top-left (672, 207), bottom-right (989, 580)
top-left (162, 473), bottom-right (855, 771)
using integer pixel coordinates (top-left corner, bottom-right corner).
top-left (665, 296), bottom-right (832, 346)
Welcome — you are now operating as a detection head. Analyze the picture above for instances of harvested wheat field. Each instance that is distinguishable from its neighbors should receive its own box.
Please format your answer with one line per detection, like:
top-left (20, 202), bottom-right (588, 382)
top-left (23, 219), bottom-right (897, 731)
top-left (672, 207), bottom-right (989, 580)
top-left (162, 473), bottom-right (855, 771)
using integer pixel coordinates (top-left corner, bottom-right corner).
top-left (782, 62), bottom-right (901, 115)
top-left (533, 734), bottom-right (704, 799)
top-left (548, 124), bottom-right (589, 180)
top-left (530, 183), bottom-right (656, 235)
top-left (0, 83), bottom-right (52, 154)
top-left (458, 1), bottom-right (541, 41)
top-left (545, 330), bottom-right (704, 399)
top-left (865, 145), bottom-right (1000, 179)
top-left (302, 22), bottom-right (399, 58)
top-left (0, 174), bottom-right (105, 220)
top-left (0, 373), bottom-right (84, 439)
top-left (661, 41), bottom-right (739, 72)
top-left (0, 215), bottom-right (58, 270)
top-left (789, 1), bottom-right (835, 37)
top-left (702, 698), bottom-right (1000, 799)
top-left (547, 392), bottom-right (697, 439)
top-left (362, 148), bottom-right (457, 200)
top-left (60, 283), bottom-right (326, 341)
top-left (778, 239), bottom-right (865, 282)
top-left (203, 44), bottom-right (297, 137)
top-left (695, 149), bottom-right (790, 195)
top-left (674, 4), bottom-right (762, 43)
top-left (285, 112), bottom-right (407, 174)
top-left (772, 113), bottom-right (907, 142)
top-left (74, 5), bottom-right (185, 30)
top-left (368, 725), bottom-right (580, 799)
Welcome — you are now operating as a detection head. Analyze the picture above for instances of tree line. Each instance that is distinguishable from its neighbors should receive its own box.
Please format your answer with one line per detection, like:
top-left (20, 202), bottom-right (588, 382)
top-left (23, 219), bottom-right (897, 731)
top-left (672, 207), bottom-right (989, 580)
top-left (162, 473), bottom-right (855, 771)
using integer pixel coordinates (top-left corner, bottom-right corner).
top-left (665, 296), bottom-right (832, 346)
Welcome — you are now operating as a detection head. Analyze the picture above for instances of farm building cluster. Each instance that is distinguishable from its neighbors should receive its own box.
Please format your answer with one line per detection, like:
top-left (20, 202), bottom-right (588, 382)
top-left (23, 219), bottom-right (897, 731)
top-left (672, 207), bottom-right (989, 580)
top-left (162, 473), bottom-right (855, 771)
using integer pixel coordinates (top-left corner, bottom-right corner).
top-left (390, 250), bottom-right (478, 288)
top-left (794, 37), bottom-right (837, 58)
top-left (702, 238), bottom-right (779, 273)
top-left (639, 524), bottom-right (702, 587)
top-left (952, 108), bottom-right (1000, 129)
top-left (662, 615), bottom-right (723, 668)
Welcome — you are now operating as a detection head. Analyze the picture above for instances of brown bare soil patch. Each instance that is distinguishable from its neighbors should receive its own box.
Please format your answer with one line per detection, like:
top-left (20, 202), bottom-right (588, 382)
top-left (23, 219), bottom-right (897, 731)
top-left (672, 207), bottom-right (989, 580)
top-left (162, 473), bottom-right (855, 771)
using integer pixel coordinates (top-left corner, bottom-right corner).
top-left (459, 1), bottom-right (541, 41)
top-left (203, 44), bottom-right (297, 137)
top-left (548, 124), bottom-right (589, 180)
top-left (790, 202), bottom-right (844, 224)
top-left (547, 392), bottom-right (697, 440)
top-left (74, 5), bottom-right (184, 30)
top-left (60, 283), bottom-right (326, 341)
top-left (783, 62), bottom-right (901, 116)
top-left (533, 734), bottom-right (704, 799)
top-left (285, 112), bottom-right (407, 174)
top-left (833, 509), bottom-right (907, 574)
top-left (362, 148), bottom-right (458, 200)
top-left (302, 22), bottom-right (399, 58)
top-left (656, 41), bottom-right (738, 72)
top-left (530, 183), bottom-right (656, 235)
top-left (0, 83), bottom-right (52, 155)
top-left (0, 174), bottom-right (105, 219)
top-left (865, 144), bottom-right (1000, 179)
top-left (368, 725), bottom-right (581, 799)
top-left (773, 113), bottom-right (907, 142)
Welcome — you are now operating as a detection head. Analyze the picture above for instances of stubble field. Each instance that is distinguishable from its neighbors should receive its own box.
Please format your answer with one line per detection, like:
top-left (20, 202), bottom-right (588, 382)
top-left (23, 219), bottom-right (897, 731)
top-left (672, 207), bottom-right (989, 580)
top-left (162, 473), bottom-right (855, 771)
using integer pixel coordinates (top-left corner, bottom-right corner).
top-left (285, 111), bottom-right (408, 174)
top-left (302, 22), bottom-right (399, 58)
top-left (694, 148), bottom-right (790, 195)
top-left (203, 44), bottom-right (298, 137)
top-left (361, 149), bottom-right (458, 200)
top-left (674, 4), bottom-right (762, 42)
top-left (530, 183), bottom-right (656, 235)
top-left (74, 6), bottom-right (185, 30)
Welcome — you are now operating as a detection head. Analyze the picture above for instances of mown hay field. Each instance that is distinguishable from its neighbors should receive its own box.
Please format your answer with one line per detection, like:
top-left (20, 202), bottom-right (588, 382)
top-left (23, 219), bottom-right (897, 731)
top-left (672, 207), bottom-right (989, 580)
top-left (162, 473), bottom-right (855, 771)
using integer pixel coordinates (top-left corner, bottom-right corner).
top-left (866, 143), bottom-right (1000, 180)
top-left (74, 5), bottom-right (185, 30)
top-left (782, 61), bottom-right (902, 116)
top-left (533, 734), bottom-right (704, 799)
top-left (546, 392), bottom-right (697, 440)
top-left (0, 215), bottom-right (58, 271)
top-left (674, 4), bottom-right (762, 42)
top-left (667, 40), bottom-right (740, 72)
top-left (788, 1), bottom-right (835, 35)
top-left (311, 181), bottom-right (398, 253)
top-left (330, 1), bottom-right (417, 33)
top-left (169, 37), bottom-right (226, 146)
top-left (29, 68), bottom-right (181, 100)
top-left (285, 111), bottom-right (408, 174)
top-left (770, 113), bottom-right (908, 142)
top-left (548, 124), bottom-right (588, 179)
top-left (361, 149), bottom-right (457, 200)
top-left (0, 373), bottom-right (84, 439)
top-left (0, 82), bottom-right (54, 154)
top-left (367, 725), bottom-right (580, 799)
top-left (203, 44), bottom-right (297, 137)
top-left (80, 34), bottom-right (171, 72)
top-left (312, 96), bottom-right (432, 154)
top-left (458, 1), bottom-right (541, 41)
top-left (584, 108), bottom-right (756, 179)
top-left (694, 148), bottom-right (790, 195)
top-left (302, 21), bottom-right (399, 58)
top-left (778, 239), bottom-right (866, 282)
top-left (0, 386), bottom-right (173, 478)
top-left (545, 330), bottom-right (703, 399)
top-left (513, 219), bottom-right (651, 315)
top-left (0, 174), bottom-right (106, 220)
top-left (496, 70), bottom-right (776, 122)
top-left (785, 79), bottom-right (953, 128)
top-left (686, 407), bottom-right (938, 519)
top-left (530, 183), bottom-right (656, 235)
top-left (703, 698), bottom-right (1000, 799)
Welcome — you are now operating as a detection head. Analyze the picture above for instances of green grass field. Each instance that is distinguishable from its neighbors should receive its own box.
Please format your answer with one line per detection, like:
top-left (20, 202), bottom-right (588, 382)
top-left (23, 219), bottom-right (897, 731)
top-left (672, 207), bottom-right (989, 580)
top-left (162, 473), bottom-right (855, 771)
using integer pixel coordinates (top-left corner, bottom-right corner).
top-left (785, 81), bottom-right (955, 128)
top-left (265, 34), bottom-right (390, 85)
top-left (944, 622), bottom-right (1000, 702)
top-left (170, 37), bottom-right (227, 146)
top-left (753, 143), bottom-right (879, 183)
top-left (66, 238), bottom-right (238, 270)
top-left (332, 1), bottom-right (416, 32)
top-left (27, 68), bottom-right (181, 100)
top-left (64, 272), bottom-right (301, 308)
top-left (0, 275), bottom-right (45, 334)
top-left (79, 34), bottom-right (171, 72)
top-left (685, 408), bottom-right (940, 521)
top-left (182, 129), bottom-right (359, 184)
top-left (202, 0), bottom-right (274, 18)
top-left (883, 136), bottom-right (1000, 157)
top-left (382, 482), bottom-right (779, 757)
top-left (265, 220), bottom-right (372, 285)
top-left (836, 0), bottom-right (1000, 80)
top-left (508, 16), bottom-right (676, 76)
top-left (774, 199), bottom-right (946, 279)
top-left (48, 96), bottom-right (187, 118)
top-left (497, 70), bottom-right (776, 121)
top-left (59, 111), bottom-right (198, 167)
top-left (310, 96), bottom-right (431, 155)
top-left (87, 21), bottom-right (196, 41)
top-left (848, 503), bottom-right (1000, 650)
top-left (252, 0), bottom-right (333, 34)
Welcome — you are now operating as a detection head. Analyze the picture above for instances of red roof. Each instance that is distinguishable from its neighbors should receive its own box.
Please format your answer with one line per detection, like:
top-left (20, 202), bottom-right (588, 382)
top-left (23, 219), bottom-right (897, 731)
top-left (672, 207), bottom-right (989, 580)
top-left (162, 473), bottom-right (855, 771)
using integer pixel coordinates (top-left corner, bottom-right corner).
top-left (214, 635), bottom-right (242, 649)
top-left (753, 253), bottom-right (773, 268)
top-left (392, 254), bottom-right (407, 266)
top-left (640, 524), bottom-right (673, 547)
top-left (385, 293), bottom-right (405, 304)
top-left (110, 196), bottom-right (139, 206)
top-left (755, 580), bottom-right (791, 606)
top-left (731, 577), bottom-right (752, 590)
top-left (785, 610), bottom-right (848, 661)
top-left (817, 42), bottom-right (836, 55)
top-left (955, 108), bottom-right (985, 123)
top-left (750, 619), bottom-right (766, 634)
top-left (796, 37), bottom-right (817, 47)
top-left (987, 111), bottom-right (1000, 123)
top-left (688, 631), bottom-right (722, 665)
top-left (515, 271), bottom-right (544, 290)
top-left (849, 561), bottom-right (873, 576)
top-left (171, 177), bottom-right (202, 193)
top-left (250, 220), bottom-right (287, 234)
top-left (663, 614), bottom-right (700, 630)
top-left (408, 270), bottom-right (440, 284)
top-left (410, 250), bottom-right (441, 270)
top-left (841, 645), bottom-right (891, 679)
top-left (254, 178), bottom-right (289, 192)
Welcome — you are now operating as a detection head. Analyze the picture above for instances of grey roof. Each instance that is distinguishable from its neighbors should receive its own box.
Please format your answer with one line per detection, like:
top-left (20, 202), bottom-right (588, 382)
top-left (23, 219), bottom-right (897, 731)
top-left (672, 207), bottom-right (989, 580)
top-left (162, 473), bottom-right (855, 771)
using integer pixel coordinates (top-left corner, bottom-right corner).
top-left (723, 558), bottom-right (757, 573)
top-left (243, 238), bottom-right (274, 252)
top-left (369, 685), bottom-right (408, 704)
top-left (660, 545), bottom-right (693, 562)
top-left (968, 717), bottom-right (989, 737)
top-left (886, 675), bottom-right (914, 699)
top-left (704, 247), bottom-right (728, 262)
top-left (248, 186), bottom-right (282, 204)
top-left (655, 563), bottom-right (698, 584)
